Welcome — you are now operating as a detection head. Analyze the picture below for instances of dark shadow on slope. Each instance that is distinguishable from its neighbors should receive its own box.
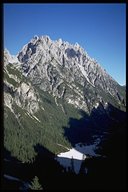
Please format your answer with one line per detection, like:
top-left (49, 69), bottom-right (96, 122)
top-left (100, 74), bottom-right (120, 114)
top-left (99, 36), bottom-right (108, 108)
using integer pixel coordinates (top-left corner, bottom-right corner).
top-left (63, 102), bottom-right (127, 190)
top-left (3, 129), bottom-right (127, 191)
top-left (3, 103), bottom-right (126, 190)
top-left (64, 110), bottom-right (95, 146)
top-left (32, 144), bottom-right (118, 190)
top-left (3, 148), bottom-right (24, 190)
top-left (32, 144), bottom-right (88, 190)
top-left (64, 102), bottom-right (126, 146)
top-left (3, 145), bottom-right (91, 190)
top-left (3, 146), bottom-right (64, 190)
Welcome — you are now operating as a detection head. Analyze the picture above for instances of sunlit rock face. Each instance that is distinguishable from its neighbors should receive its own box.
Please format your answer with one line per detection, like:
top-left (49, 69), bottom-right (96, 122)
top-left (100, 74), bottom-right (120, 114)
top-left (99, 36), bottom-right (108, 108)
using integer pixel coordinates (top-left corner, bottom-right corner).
top-left (4, 51), bottom-right (39, 114)
top-left (4, 35), bottom-right (126, 115)
top-left (15, 35), bottom-right (125, 112)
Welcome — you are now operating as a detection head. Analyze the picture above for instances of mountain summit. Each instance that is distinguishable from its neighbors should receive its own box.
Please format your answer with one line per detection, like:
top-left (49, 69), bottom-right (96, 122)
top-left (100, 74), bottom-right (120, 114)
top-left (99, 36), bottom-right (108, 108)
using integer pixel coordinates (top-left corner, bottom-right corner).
top-left (4, 35), bottom-right (126, 113)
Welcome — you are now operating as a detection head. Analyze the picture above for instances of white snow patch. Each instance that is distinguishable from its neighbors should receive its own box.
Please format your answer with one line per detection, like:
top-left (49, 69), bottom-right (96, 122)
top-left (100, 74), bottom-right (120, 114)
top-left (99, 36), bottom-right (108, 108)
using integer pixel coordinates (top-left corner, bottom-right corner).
top-left (55, 139), bottom-right (101, 174)
top-left (56, 148), bottom-right (86, 174)
top-left (57, 148), bottom-right (85, 160)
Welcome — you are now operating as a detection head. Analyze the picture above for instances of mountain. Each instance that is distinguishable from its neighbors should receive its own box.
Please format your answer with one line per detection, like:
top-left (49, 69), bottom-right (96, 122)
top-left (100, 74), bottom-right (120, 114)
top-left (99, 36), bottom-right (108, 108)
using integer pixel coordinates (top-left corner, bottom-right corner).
top-left (4, 35), bottom-right (126, 162)
top-left (3, 35), bottom-right (126, 190)
top-left (17, 35), bottom-right (126, 111)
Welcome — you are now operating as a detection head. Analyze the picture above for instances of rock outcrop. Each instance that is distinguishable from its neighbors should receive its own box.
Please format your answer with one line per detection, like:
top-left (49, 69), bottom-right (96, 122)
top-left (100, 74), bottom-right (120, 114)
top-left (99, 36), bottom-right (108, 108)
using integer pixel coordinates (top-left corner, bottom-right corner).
top-left (4, 35), bottom-right (126, 114)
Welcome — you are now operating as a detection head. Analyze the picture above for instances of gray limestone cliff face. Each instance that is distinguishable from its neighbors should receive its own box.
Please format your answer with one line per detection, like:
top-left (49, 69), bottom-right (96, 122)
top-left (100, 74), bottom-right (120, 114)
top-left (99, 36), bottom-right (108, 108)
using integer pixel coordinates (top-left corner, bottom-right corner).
top-left (4, 51), bottom-right (40, 114)
top-left (4, 35), bottom-right (126, 114)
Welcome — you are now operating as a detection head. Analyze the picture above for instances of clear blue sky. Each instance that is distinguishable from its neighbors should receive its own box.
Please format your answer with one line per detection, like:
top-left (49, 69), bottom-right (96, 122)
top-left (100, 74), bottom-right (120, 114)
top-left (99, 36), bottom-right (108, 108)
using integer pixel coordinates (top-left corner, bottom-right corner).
top-left (4, 3), bottom-right (126, 85)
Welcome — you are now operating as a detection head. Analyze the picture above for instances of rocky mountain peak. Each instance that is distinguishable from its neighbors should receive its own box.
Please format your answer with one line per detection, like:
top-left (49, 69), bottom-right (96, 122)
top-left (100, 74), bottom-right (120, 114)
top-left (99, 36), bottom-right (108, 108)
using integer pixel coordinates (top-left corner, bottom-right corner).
top-left (4, 49), bottom-right (19, 65)
top-left (4, 35), bottom-right (126, 114)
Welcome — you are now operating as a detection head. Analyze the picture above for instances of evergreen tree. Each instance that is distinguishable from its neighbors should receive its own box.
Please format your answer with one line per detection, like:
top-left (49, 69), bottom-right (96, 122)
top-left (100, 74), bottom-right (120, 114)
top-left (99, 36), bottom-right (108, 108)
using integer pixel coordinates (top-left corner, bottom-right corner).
top-left (29, 176), bottom-right (43, 190)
